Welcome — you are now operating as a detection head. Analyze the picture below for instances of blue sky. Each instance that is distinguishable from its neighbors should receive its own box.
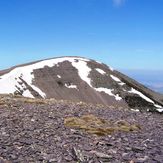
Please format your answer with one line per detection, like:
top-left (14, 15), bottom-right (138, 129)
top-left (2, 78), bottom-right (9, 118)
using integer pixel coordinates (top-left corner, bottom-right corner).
top-left (0, 0), bottom-right (163, 70)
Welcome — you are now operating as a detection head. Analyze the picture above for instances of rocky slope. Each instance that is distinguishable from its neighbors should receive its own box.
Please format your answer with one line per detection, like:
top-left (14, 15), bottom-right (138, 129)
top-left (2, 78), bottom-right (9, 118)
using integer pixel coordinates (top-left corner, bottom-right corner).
top-left (0, 56), bottom-right (163, 113)
top-left (0, 95), bottom-right (163, 163)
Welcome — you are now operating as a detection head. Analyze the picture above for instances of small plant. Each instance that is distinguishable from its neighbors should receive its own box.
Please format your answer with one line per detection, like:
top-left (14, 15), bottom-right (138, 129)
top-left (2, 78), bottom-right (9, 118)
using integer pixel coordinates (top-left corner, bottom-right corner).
top-left (64, 114), bottom-right (141, 136)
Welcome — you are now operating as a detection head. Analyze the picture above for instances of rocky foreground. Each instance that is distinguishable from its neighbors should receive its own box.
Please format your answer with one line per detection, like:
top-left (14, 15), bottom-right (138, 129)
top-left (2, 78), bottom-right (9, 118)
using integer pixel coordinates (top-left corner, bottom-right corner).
top-left (0, 95), bottom-right (163, 163)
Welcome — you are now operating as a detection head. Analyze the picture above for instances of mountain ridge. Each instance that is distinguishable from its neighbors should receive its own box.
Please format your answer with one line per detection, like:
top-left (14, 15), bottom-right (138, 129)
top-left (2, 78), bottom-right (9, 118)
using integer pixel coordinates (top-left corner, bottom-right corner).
top-left (0, 56), bottom-right (163, 113)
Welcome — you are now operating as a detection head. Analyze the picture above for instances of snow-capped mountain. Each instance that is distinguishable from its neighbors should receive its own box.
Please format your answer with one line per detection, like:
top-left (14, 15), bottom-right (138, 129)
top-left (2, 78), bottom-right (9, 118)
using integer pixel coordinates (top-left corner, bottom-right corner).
top-left (0, 56), bottom-right (163, 113)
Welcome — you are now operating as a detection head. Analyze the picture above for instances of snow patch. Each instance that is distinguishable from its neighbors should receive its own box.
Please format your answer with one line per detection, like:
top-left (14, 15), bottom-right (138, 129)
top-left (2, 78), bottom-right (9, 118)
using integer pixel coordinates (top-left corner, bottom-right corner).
top-left (69, 60), bottom-right (122, 100)
top-left (71, 59), bottom-right (92, 87)
top-left (71, 60), bottom-right (122, 101)
top-left (0, 56), bottom-right (122, 101)
top-left (22, 90), bottom-right (34, 98)
top-left (129, 88), bottom-right (154, 103)
top-left (96, 68), bottom-right (106, 75)
top-left (109, 66), bottom-right (114, 71)
top-left (129, 88), bottom-right (163, 111)
top-left (118, 82), bottom-right (125, 86)
top-left (95, 88), bottom-right (122, 101)
top-left (131, 108), bottom-right (140, 112)
top-left (110, 75), bottom-right (125, 86)
top-left (70, 60), bottom-right (122, 101)
top-left (65, 83), bottom-right (77, 89)
top-left (157, 107), bottom-right (163, 113)
top-left (110, 75), bottom-right (121, 82)
top-left (0, 57), bottom-right (89, 98)
top-left (154, 104), bottom-right (162, 108)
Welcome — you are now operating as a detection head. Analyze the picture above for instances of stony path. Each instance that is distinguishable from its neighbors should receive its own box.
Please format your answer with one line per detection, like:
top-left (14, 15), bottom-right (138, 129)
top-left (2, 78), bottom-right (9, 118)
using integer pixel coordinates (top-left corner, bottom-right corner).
top-left (0, 97), bottom-right (163, 162)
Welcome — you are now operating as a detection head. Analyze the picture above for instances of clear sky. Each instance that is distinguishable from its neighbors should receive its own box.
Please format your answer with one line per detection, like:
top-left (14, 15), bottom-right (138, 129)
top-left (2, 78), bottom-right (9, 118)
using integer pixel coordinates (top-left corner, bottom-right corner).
top-left (0, 0), bottom-right (163, 70)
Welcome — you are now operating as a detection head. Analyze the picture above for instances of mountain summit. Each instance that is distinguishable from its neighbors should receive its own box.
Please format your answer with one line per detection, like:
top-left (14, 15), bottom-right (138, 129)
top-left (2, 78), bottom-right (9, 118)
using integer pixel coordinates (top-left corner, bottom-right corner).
top-left (0, 56), bottom-right (163, 112)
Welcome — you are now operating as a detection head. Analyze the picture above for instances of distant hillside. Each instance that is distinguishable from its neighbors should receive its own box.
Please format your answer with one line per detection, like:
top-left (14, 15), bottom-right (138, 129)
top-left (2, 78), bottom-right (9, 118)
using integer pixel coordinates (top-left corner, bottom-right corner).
top-left (145, 84), bottom-right (163, 94)
top-left (0, 56), bottom-right (163, 113)
top-left (122, 69), bottom-right (163, 94)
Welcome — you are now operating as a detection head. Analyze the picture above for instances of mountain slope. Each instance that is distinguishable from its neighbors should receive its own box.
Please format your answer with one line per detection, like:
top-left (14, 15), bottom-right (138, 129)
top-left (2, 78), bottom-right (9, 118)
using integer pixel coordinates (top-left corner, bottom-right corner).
top-left (0, 56), bottom-right (163, 112)
top-left (0, 95), bottom-right (163, 162)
